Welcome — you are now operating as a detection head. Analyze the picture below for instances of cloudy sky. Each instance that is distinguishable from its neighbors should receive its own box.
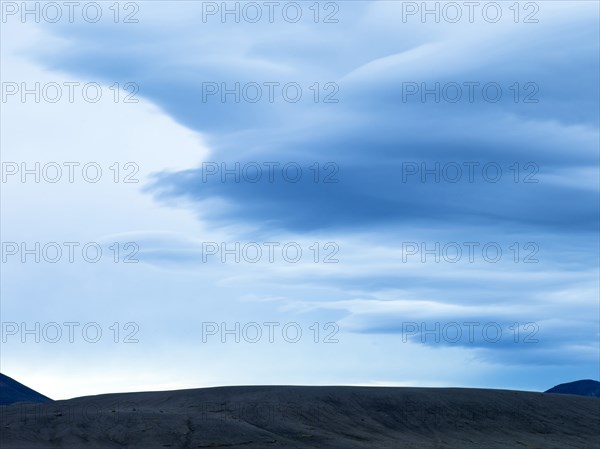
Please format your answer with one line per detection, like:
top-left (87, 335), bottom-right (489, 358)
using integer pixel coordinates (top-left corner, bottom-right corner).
top-left (1, 1), bottom-right (598, 399)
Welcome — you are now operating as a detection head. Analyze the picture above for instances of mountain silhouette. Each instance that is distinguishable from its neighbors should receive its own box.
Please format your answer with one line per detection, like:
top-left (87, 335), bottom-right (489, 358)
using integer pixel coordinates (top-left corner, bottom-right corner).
top-left (545, 379), bottom-right (600, 397)
top-left (0, 372), bottom-right (52, 405)
top-left (2, 385), bottom-right (599, 448)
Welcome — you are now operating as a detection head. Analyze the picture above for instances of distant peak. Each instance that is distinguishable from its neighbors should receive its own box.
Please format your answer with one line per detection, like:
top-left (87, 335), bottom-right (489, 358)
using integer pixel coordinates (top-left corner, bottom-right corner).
top-left (545, 379), bottom-right (600, 397)
top-left (0, 373), bottom-right (53, 405)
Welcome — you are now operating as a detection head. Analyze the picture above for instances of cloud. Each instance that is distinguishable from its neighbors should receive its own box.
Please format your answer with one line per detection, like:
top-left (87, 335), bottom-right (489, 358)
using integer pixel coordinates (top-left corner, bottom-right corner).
top-left (2, 2), bottom-right (598, 396)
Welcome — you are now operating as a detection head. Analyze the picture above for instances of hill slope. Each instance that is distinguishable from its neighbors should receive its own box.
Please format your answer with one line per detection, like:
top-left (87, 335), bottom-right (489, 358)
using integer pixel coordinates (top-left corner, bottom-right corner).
top-left (545, 379), bottom-right (600, 397)
top-left (0, 373), bottom-right (52, 405)
top-left (1, 385), bottom-right (599, 448)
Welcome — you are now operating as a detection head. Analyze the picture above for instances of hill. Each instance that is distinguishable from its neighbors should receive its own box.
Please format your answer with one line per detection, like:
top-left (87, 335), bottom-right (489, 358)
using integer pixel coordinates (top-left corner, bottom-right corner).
top-left (0, 373), bottom-right (52, 406)
top-left (545, 379), bottom-right (600, 397)
top-left (1, 385), bottom-right (598, 448)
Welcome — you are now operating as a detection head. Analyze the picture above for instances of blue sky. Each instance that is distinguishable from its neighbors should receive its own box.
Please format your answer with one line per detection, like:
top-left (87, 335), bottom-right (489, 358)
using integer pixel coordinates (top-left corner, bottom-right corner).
top-left (1, 1), bottom-right (598, 399)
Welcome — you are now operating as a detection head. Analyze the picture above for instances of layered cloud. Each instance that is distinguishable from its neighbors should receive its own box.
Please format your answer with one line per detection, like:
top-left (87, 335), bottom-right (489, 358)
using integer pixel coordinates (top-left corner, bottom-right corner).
top-left (1, 1), bottom-right (598, 397)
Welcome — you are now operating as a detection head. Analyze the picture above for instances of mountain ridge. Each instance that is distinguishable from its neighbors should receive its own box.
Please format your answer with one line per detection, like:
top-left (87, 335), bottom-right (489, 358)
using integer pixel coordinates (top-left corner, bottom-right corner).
top-left (1, 384), bottom-right (598, 448)
top-left (0, 373), bottom-right (52, 406)
top-left (545, 379), bottom-right (600, 397)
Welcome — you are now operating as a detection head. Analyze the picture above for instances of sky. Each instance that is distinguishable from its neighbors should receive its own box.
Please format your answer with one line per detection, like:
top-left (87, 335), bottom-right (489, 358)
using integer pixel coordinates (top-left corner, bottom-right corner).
top-left (0, 0), bottom-right (599, 400)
